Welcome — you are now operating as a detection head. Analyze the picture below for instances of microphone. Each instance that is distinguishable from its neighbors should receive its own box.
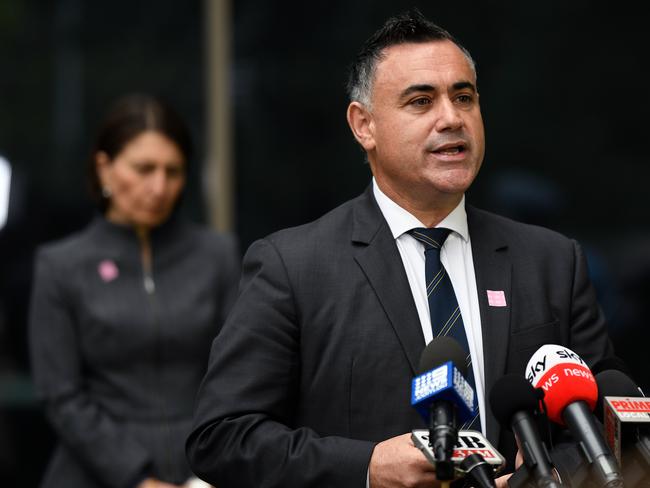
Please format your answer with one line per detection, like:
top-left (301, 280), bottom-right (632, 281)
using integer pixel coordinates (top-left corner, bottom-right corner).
top-left (411, 336), bottom-right (477, 480)
top-left (596, 369), bottom-right (650, 487)
top-left (411, 429), bottom-right (505, 481)
top-left (490, 374), bottom-right (562, 488)
top-left (595, 368), bottom-right (645, 420)
top-left (461, 453), bottom-right (497, 488)
top-left (525, 345), bottom-right (624, 488)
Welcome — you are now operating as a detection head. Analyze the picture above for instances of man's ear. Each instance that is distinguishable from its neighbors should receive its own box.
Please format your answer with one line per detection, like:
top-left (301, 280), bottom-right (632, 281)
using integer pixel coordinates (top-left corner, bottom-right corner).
top-left (346, 102), bottom-right (376, 151)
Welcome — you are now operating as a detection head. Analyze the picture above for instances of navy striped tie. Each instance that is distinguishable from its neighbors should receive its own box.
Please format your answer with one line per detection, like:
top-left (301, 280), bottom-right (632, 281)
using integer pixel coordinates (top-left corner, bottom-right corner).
top-left (409, 227), bottom-right (478, 428)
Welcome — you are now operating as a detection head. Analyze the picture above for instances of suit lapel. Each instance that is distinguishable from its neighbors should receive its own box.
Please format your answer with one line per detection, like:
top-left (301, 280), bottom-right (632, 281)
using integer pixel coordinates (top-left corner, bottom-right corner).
top-left (351, 187), bottom-right (424, 375)
top-left (348, 192), bottom-right (513, 441)
top-left (467, 206), bottom-right (512, 444)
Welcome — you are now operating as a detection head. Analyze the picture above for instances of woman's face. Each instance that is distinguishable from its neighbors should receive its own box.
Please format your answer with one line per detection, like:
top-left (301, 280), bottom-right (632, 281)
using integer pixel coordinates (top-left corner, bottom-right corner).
top-left (97, 131), bottom-right (186, 231)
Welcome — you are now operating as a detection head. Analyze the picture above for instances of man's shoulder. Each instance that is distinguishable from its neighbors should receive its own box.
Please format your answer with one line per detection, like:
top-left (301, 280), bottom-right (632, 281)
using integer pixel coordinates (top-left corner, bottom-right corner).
top-left (266, 192), bottom-right (371, 247)
top-left (468, 205), bottom-right (575, 249)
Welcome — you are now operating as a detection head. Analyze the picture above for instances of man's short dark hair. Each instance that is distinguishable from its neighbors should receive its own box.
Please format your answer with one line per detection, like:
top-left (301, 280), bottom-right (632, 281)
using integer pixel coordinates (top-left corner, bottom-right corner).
top-left (346, 9), bottom-right (475, 107)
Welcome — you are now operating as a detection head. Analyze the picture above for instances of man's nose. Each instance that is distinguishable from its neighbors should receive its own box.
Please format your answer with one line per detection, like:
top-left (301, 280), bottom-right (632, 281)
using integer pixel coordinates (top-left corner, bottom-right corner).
top-left (434, 98), bottom-right (463, 132)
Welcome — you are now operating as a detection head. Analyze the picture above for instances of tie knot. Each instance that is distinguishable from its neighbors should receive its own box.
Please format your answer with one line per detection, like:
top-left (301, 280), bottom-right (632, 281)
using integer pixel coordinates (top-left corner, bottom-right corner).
top-left (409, 227), bottom-right (452, 251)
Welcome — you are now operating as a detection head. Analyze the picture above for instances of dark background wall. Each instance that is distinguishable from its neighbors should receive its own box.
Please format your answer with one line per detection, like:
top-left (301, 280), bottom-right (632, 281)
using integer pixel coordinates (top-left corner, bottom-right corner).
top-left (1, 0), bottom-right (648, 485)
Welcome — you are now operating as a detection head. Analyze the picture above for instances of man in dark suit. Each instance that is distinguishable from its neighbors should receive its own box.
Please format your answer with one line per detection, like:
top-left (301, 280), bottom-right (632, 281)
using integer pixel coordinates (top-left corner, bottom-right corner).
top-left (187, 10), bottom-right (614, 488)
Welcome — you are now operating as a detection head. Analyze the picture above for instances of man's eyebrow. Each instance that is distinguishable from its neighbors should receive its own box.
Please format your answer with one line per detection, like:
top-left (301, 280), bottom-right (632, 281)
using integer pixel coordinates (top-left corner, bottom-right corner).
top-left (399, 81), bottom-right (477, 99)
top-left (453, 81), bottom-right (477, 92)
top-left (400, 84), bottom-right (435, 98)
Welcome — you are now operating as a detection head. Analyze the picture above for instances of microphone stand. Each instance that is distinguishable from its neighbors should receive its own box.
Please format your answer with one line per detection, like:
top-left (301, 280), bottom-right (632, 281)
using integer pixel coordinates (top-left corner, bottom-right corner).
top-left (430, 400), bottom-right (458, 481)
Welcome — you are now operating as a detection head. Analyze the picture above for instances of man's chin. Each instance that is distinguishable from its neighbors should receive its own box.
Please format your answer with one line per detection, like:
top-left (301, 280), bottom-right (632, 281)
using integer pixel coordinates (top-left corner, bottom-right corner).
top-left (429, 170), bottom-right (480, 195)
top-left (427, 180), bottom-right (474, 196)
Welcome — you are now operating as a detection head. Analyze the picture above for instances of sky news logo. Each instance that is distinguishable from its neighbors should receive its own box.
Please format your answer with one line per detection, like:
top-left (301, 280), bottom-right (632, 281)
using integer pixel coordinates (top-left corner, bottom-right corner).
top-left (525, 345), bottom-right (586, 384)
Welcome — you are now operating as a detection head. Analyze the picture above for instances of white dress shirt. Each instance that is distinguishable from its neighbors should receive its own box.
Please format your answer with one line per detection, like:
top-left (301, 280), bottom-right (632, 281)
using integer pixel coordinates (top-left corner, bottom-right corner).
top-left (372, 179), bottom-right (486, 434)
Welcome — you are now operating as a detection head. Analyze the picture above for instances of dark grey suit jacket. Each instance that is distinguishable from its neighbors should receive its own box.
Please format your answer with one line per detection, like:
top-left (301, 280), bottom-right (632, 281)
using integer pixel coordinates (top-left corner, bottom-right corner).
top-left (187, 186), bottom-right (614, 487)
top-left (29, 216), bottom-right (240, 488)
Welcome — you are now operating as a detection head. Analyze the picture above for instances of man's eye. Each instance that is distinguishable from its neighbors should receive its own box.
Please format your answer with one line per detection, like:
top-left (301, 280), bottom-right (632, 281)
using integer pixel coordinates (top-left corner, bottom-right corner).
top-left (456, 94), bottom-right (473, 104)
top-left (411, 98), bottom-right (431, 107)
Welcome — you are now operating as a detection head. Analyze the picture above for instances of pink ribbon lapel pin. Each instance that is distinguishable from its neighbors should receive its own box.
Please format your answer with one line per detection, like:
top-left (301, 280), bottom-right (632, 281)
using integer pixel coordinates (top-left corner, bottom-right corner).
top-left (98, 259), bottom-right (119, 283)
top-left (486, 289), bottom-right (507, 307)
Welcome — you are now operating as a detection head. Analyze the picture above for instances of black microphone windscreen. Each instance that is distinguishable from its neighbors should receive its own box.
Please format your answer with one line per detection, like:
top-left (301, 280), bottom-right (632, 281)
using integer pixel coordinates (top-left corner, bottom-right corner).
top-left (594, 369), bottom-right (642, 420)
top-left (418, 336), bottom-right (467, 376)
top-left (489, 374), bottom-right (540, 427)
top-left (597, 369), bottom-right (640, 397)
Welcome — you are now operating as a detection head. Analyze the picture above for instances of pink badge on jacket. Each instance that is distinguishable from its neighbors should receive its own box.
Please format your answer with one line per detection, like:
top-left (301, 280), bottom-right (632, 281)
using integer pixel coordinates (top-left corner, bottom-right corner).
top-left (486, 289), bottom-right (507, 307)
top-left (98, 260), bottom-right (119, 282)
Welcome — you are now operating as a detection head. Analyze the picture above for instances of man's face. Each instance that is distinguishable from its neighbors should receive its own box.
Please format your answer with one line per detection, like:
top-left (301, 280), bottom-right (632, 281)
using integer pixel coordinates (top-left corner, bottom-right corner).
top-left (364, 40), bottom-right (485, 207)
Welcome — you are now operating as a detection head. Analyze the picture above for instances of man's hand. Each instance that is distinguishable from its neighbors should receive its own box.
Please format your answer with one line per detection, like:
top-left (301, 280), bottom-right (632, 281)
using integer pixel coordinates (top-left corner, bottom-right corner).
top-left (182, 477), bottom-right (214, 488)
top-left (369, 433), bottom-right (438, 488)
top-left (495, 471), bottom-right (512, 488)
top-left (494, 449), bottom-right (524, 488)
top-left (136, 478), bottom-right (184, 488)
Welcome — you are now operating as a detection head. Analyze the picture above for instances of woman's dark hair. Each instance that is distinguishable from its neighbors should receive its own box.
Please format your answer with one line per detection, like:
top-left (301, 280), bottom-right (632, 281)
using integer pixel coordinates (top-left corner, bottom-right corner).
top-left (88, 93), bottom-right (193, 210)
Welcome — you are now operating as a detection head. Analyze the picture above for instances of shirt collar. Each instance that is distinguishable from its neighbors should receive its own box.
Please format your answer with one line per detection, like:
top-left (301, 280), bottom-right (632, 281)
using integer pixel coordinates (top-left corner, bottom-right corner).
top-left (372, 177), bottom-right (469, 242)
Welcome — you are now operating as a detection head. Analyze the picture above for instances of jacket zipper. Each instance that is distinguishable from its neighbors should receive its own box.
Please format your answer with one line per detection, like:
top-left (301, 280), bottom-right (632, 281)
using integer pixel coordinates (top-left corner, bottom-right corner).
top-left (141, 245), bottom-right (176, 482)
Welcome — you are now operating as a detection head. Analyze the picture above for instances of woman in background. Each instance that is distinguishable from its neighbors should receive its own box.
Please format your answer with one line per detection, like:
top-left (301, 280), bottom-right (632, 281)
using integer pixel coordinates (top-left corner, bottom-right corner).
top-left (29, 94), bottom-right (239, 488)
